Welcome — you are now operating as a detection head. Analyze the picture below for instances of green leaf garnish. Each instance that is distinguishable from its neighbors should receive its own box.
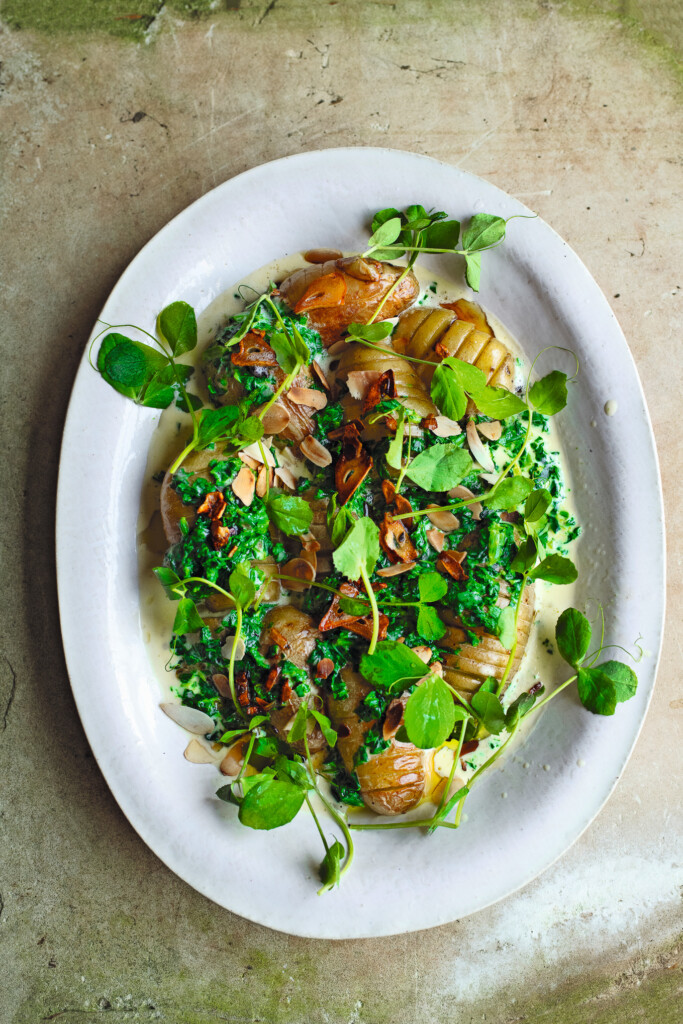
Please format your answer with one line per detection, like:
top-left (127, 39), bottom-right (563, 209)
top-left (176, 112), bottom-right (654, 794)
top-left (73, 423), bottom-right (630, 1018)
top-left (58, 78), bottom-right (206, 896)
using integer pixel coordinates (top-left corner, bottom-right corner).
top-left (555, 608), bottom-right (591, 668)
top-left (470, 687), bottom-right (506, 735)
top-left (529, 370), bottom-right (568, 416)
top-left (524, 488), bottom-right (553, 524)
top-left (172, 597), bottom-right (205, 635)
top-left (359, 641), bottom-right (427, 690)
top-left (404, 675), bottom-right (456, 748)
top-left (406, 443), bottom-right (473, 492)
top-left (529, 554), bottom-right (578, 585)
top-left (318, 839), bottom-right (345, 894)
top-left (266, 493), bottom-right (314, 536)
top-left (461, 213), bottom-right (507, 252)
top-left (238, 776), bottom-right (306, 830)
top-left (485, 476), bottom-right (533, 511)
top-left (156, 301), bottom-right (198, 357)
top-left (332, 516), bottom-right (379, 580)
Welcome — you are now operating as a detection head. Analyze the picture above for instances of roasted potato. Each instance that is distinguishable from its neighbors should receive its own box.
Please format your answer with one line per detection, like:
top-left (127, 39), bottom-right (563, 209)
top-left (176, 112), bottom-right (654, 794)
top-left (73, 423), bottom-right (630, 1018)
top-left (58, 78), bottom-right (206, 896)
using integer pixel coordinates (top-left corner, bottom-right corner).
top-left (437, 586), bottom-right (535, 698)
top-left (336, 341), bottom-right (437, 420)
top-left (327, 668), bottom-right (434, 816)
top-left (393, 300), bottom-right (517, 394)
top-left (278, 256), bottom-right (419, 346)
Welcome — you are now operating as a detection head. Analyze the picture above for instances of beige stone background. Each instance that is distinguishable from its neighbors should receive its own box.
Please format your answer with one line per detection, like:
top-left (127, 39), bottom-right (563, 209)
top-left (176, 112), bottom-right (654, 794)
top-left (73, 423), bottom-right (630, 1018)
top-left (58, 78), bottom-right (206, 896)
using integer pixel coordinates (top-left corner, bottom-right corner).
top-left (1, 1), bottom-right (682, 1022)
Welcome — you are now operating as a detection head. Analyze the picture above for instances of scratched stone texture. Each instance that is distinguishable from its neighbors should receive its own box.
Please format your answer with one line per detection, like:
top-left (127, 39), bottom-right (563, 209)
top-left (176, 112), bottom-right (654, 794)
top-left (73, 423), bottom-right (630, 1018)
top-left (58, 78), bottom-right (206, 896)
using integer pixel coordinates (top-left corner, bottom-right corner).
top-left (0, 1), bottom-right (682, 1022)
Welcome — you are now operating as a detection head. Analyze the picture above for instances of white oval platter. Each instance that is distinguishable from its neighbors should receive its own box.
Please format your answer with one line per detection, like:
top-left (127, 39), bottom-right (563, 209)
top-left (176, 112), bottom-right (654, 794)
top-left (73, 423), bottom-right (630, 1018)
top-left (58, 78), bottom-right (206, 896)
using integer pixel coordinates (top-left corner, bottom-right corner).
top-left (56, 148), bottom-right (665, 938)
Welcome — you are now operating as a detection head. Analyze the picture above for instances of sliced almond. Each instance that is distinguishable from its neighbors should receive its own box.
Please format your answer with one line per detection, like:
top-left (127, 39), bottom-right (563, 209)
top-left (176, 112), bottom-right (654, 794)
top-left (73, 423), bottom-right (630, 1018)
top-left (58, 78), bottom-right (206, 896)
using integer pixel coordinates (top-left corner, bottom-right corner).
top-left (220, 739), bottom-right (246, 777)
top-left (238, 452), bottom-right (260, 470)
top-left (477, 419), bottom-right (502, 441)
top-left (256, 464), bottom-right (272, 498)
top-left (376, 561), bottom-right (416, 577)
top-left (300, 434), bottom-right (332, 467)
top-left (466, 419), bottom-right (495, 472)
top-left (426, 528), bottom-right (446, 553)
top-left (231, 465), bottom-right (255, 506)
top-left (241, 438), bottom-right (276, 467)
top-left (281, 557), bottom-right (316, 591)
top-left (326, 338), bottom-right (349, 357)
top-left (277, 445), bottom-right (311, 481)
top-left (212, 673), bottom-right (231, 699)
top-left (275, 466), bottom-right (298, 491)
top-left (311, 361), bottom-right (332, 391)
top-left (425, 505), bottom-right (460, 532)
top-left (260, 402), bottom-right (291, 435)
top-left (221, 635), bottom-right (246, 661)
top-left (346, 369), bottom-right (381, 401)
top-left (288, 386), bottom-right (328, 410)
top-left (448, 484), bottom-right (482, 520)
top-left (304, 247), bottom-right (343, 263)
top-left (184, 739), bottom-right (216, 764)
top-left (412, 646), bottom-right (432, 664)
top-left (160, 702), bottom-right (215, 735)
top-left (383, 699), bottom-right (405, 740)
top-left (432, 415), bottom-right (462, 438)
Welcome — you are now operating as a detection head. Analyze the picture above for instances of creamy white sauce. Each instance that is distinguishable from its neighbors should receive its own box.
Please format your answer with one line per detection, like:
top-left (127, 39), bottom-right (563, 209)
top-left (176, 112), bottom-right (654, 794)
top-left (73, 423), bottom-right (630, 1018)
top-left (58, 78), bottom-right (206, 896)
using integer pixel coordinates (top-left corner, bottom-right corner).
top-left (138, 254), bottom-right (582, 788)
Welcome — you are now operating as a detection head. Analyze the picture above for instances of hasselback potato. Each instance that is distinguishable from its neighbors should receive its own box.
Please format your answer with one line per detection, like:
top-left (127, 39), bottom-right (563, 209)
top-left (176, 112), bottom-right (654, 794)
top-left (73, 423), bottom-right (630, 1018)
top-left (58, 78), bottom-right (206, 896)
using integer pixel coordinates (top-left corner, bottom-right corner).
top-left (393, 299), bottom-right (516, 393)
top-left (327, 669), bottom-right (434, 815)
top-left (278, 256), bottom-right (419, 346)
top-left (336, 341), bottom-right (437, 420)
top-left (438, 587), bottom-right (535, 698)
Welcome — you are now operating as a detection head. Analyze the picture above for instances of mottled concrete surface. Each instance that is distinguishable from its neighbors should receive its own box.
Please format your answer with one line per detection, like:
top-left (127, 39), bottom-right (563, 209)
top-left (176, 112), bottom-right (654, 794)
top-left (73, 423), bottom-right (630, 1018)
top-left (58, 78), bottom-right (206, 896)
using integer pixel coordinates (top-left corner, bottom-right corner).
top-left (1, 2), bottom-right (682, 1022)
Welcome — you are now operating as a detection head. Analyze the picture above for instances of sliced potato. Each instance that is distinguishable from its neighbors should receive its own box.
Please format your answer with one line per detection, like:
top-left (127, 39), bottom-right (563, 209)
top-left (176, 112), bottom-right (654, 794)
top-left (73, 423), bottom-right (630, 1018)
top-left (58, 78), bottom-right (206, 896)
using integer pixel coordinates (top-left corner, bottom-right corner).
top-left (336, 342), bottom-right (437, 419)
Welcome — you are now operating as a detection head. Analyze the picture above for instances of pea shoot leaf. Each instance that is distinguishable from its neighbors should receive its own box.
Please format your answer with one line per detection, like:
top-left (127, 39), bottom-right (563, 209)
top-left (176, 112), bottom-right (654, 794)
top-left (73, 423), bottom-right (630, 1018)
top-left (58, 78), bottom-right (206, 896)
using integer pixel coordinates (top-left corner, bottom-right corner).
top-left (140, 363), bottom-right (191, 409)
top-left (327, 493), bottom-right (354, 547)
top-left (156, 301), bottom-right (197, 357)
top-left (197, 406), bottom-right (241, 446)
top-left (485, 476), bottom-right (534, 511)
top-left (367, 216), bottom-right (402, 249)
top-left (154, 566), bottom-right (182, 600)
top-left (595, 660), bottom-right (638, 703)
top-left (470, 384), bottom-right (528, 419)
top-left (309, 708), bottom-right (338, 747)
top-left (529, 370), bottom-right (568, 416)
top-left (423, 219), bottom-right (460, 250)
top-left (524, 488), bottom-right (553, 524)
top-left (470, 688), bottom-right (506, 735)
top-left (510, 536), bottom-right (537, 574)
top-left (269, 328), bottom-right (310, 374)
top-left (229, 562), bottom-right (259, 609)
top-left (464, 251), bottom-right (482, 291)
top-left (172, 597), bottom-right (204, 635)
top-left (430, 363), bottom-right (467, 421)
top-left (576, 667), bottom-right (618, 716)
top-left (462, 213), bottom-right (507, 252)
top-left (496, 605), bottom-right (517, 650)
top-left (406, 443), bottom-right (473, 492)
top-left (348, 321), bottom-right (394, 343)
top-left (418, 571), bottom-right (448, 603)
top-left (529, 554), bottom-right (578, 585)
top-left (371, 207), bottom-right (401, 234)
top-left (287, 704), bottom-right (309, 743)
top-left (446, 357), bottom-right (488, 394)
top-left (332, 516), bottom-right (379, 580)
top-left (555, 608), bottom-right (591, 669)
top-left (404, 675), bottom-right (456, 748)
top-left (359, 641), bottom-right (428, 690)
top-left (97, 333), bottom-right (168, 399)
top-left (416, 604), bottom-right (447, 642)
top-left (267, 493), bottom-right (314, 536)
top-left (238, 776), bottom-right (306, 830)
top-left (273, 756), bottom-right (313, 790)
top-left (505, 686), bottom-right (544, 730)
top-left (318, 840), bottom-right (345, 894)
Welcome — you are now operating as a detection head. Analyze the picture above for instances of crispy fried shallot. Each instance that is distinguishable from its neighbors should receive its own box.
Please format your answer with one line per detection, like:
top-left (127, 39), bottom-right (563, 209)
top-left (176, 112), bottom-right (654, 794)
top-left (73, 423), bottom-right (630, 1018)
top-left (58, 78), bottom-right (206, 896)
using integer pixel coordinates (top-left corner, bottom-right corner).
top-left (334, 423), bottom-right (373, 505)
top-left (197, 490), bottom-right (227, 520)
top-left (293, 270), bottom-right (347, 314)
top-left (437, 550), bottom-right (469, 581)
top-left (361, 368), bottom-right (396, 415)
top-left (319, 582), bottom-right (389, 642)
top-left (230, 330), bottom-right (278, 368)
top-left (381, 479), bottom-right (415, 528)
top-left (379, 512), bottom-right (418, 564)
top-left (315, 658), bottom-right (335, 680)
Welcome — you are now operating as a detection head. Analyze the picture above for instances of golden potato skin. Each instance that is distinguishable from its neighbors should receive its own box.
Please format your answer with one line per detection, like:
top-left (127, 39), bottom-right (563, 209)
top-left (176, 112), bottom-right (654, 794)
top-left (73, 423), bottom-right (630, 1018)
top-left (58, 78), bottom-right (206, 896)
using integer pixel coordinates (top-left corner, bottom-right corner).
top-left (336, 341), bottom-right (437, 420)
top-left (393, 302), bottom-right (517, 394)
top-left (326, 669), bottom-right (433, 816)
top-left (278, 257), bottom-right (419, 346)
top-left (438, 586), bottom-right (535, 699)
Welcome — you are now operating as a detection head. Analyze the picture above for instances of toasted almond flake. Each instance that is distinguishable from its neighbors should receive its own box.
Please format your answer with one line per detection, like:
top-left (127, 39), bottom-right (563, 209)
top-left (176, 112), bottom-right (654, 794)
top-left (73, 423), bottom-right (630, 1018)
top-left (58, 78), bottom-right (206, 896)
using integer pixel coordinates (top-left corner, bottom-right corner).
top-left (231, 465), bottom-right (255, 506)
top-left (288, 386), bottom-right (328, 410)
top-left (212, 673), bottom-right (231, 698)
top-left (304, 247), bottom-right (343, 263)
top-left (477, 419), bottom-right (502, 441)
top-left (220, 740), bottom-right (246, 777)
top-left (326, 338), bottom-right (349, 356)
top-left (238, 452), bottom-right (260, 470)
top-left (277, 445), bottom-right (311, 481)
top-left (241, 438), bottom-right (276, 467)
top-left (300, 434), bottom-right (332, 467)
top-left (346, 369), bottom-right (382, 401)
top-left (383, 699), bottom-right (405, 740)
top-left (221, 635), bottom-right (246, 661)
top-left (160, 702), bottom-right (215, 735)
top-left (412, 646), bottom-right (432, 664)
top-left (260, 402), bottom-right (290, 435)
top-left (431, 415), bottom-right (462, 438)
top-left (376, 561), bottom-right (416, 577)
top-left (426, 528), bottom-right (446, 553)
top-left (466, 418), bottom-right (496, 472)
top-left (311, 361), bottom-right (332, 391)
top-left (448, 484), bottom-right (483, 520)
top-left (425, 505), bottom-right (460, 532)
top-left (255, 464), bottom-right (271, 498)
top-left (275, 466), bottom-right (298, 490)
top-left (184, 739), bottom-right (216, 764)
top-left (281, 557), bottom-right (316, 591)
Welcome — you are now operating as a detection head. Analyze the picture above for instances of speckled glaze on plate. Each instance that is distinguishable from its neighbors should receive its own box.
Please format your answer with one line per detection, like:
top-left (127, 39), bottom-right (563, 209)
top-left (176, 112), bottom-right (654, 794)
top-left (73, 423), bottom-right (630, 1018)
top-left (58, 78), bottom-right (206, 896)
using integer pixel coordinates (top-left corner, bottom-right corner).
top-left (56, 148), bottom-right (665, 938)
